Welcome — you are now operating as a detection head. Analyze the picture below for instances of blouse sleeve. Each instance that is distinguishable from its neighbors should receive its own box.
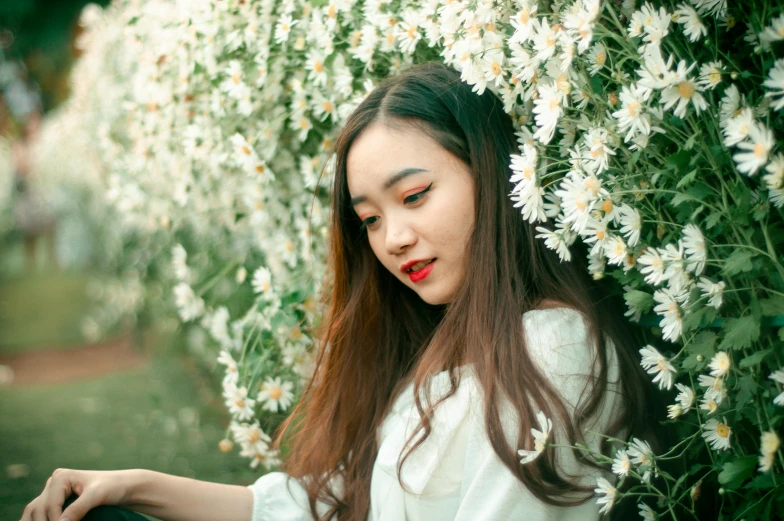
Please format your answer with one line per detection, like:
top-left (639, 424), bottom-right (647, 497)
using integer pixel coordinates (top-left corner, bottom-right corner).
top-left (247, 472), bottom-right (328, 521)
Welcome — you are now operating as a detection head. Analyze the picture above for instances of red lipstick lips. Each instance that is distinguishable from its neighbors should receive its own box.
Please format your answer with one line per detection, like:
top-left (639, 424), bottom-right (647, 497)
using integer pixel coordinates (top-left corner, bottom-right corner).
top-left (400, 258), bottom-right (436, 283)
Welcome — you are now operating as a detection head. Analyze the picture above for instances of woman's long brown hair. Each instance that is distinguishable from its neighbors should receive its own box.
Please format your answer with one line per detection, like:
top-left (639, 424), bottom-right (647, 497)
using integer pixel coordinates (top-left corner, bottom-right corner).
top-left (275, 63), bottom-right (660, 520)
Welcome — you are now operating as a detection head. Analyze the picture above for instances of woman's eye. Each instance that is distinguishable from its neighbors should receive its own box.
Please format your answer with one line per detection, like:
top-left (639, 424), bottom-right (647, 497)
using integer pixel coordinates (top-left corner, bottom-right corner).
top-left (360, 216), bottom-right (379, 230)
top-left (403, 183), bottom-right (432, 205)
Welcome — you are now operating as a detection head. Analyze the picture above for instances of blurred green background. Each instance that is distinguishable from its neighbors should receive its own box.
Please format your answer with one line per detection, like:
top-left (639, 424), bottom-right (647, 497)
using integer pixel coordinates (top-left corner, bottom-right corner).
top-left (0, 2), bottom-right (261, 519)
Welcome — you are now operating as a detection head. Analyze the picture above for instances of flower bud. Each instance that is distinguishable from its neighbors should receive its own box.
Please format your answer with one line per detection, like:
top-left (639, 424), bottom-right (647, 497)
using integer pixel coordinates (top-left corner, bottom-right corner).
top-left (219, 439), bottom-right (234, 453)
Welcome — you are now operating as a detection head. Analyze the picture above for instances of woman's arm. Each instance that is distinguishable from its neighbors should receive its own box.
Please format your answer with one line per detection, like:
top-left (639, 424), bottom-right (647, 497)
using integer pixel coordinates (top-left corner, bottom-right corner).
top-left (128, 469), bottom-right (253, 521)
top-left (21, 468), bottom-right (253, 521)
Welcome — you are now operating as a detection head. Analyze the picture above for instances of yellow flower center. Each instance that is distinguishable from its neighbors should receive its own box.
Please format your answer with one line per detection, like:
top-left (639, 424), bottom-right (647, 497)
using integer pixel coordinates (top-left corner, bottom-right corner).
top-left (269, 387), bottom-right (282, 400)
top-left (716, 424), bottom-right (730, 438)
top-left (313, 61), bottom-right (324, 73)
top-left (754, 143), bottom-right (767, 159)
top-left (627, 100), bottom-right (641, 117)
top-left (709, 70), bottom-right (721, 84)
top-left (518, 9), bottom-right (530, 24)
top-left (596, 51), bottom-right (606, 66)
top-left (242, 146), bottom-right (251, 155)
top-left (678, 81), bottom-right (695, 99)
top-left (249, 430), bottom-right (260, 443)
top-left (603, 199), bottom-right (614, 213)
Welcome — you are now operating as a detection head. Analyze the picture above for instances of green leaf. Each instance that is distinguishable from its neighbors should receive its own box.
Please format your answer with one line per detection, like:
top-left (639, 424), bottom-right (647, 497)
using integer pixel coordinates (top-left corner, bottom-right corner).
top-left (667, 150), bottom-right (691, 171)
top-left (739, 349), bottom-right (771, 369)
top-left (705, 211), bottom-right (722, 230)
top-left (760, 296), bottom-right (784, 316)
top-left (744, 473), bottom-right (775, 490)
top-left (672, 192), bottom-right (697, 207)
top-left (718, 457), bottom-right (757, 489)
top-left (624, 290), bottom-right (653, 314)
top-left (722, 249), bottom-right (756, 276)
top-left (735, 374), bottom-right (758, 412)
top-left (718, 316), bottom-right (761, 351)
top-left (682, 331), bottom-right (716, 371)
top-left (676, 169), bottom-right (698, 189)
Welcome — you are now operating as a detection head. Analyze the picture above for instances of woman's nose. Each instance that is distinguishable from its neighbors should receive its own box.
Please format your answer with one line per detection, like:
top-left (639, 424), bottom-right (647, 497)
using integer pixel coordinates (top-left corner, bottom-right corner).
top-left (384, 219), bottom-right (417, 255)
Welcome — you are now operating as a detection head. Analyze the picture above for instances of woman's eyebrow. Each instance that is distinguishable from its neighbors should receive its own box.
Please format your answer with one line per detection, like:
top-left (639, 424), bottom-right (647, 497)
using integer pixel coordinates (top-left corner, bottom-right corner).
top-left (350, 167), bottom-right (428, 206)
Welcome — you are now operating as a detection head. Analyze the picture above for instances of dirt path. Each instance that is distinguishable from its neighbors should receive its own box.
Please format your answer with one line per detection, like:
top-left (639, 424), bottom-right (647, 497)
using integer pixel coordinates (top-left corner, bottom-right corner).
top-left (0, 336), bottom-right (148, 386)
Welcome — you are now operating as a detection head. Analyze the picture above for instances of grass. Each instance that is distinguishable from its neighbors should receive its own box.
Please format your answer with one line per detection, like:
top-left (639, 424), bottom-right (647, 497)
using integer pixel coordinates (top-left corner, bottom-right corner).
top-left (0, 271), bottom-right (91, 354)
top-left (0, 253), bottom-right (265, 520)
top-left (0, 347), bottom-right (262, 520)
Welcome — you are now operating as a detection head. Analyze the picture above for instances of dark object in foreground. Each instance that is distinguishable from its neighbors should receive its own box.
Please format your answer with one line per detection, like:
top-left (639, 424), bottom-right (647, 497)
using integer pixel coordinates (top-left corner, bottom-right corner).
top-left (63, 495), bottom-right (148, 521)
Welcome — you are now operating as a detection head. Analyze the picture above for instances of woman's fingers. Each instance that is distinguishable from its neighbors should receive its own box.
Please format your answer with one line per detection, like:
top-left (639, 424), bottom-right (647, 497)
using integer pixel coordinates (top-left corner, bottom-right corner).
top-left (59, 490), bottom-right (96, 521)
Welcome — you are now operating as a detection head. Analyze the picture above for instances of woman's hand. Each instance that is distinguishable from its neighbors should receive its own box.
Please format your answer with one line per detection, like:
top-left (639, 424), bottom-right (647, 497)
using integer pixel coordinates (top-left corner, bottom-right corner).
top-left (21, 468), bottom-right (139, 521)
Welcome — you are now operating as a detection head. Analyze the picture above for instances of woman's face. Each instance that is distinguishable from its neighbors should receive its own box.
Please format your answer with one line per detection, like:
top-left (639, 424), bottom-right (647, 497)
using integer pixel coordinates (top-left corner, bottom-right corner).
top-left (346, 121), bottom-right (475, 305)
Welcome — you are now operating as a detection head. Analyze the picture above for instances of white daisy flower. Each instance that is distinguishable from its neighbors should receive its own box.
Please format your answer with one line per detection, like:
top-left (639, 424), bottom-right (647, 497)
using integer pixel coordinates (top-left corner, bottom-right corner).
top-left (759, 431), bottom-right (780, 473)
top-left (217, 350), bottom-right (239, 385)
top-left (641, 4), bottom-right (671, 47)
top-left (509, 0), bottom-right (538, 44)
top-left (274, 14), bottom-right (297, 45)
top-left (235, 266), bottom-right (248, 284)
top-left (230, 421), bottom-right (271, 452)
top-left (673, 4), bottom-right (706, 42)
top-left (257, 376), bottom-right (295, 412)
top-left (763, 154), bottom-right (784, 190)
top-left (628, 438), bottom-right (657, 482)
top-left (613, 84), bottom-right (651, 143)
top-left (171, 244), bottom-right (190, 281)
top-left (396, 10), bottom-right (423, 55)
top-left (251, 267), bottom-right (273, 296)
top-left (760, 14), bottom-right (784, 44)
top-left (764, 58), bottom-right (784, 111)
top-left (612, 449), bottom-right (632, 477)
top-left (305, 50), bottom-right (328, 87)
top-left (675, 382), bottom-right (695, 411)
top-left (719, 84), bottom-right (743, 127)
top-left (708, 351), bottom-right (731, 378)
top-left (220, 60), bottom-right (246, 99)
top-left (223, 383), bottom-right (256, 421)
top-left (173, 282), bottom-right (205, 322)
top-left (594, 477), bottom-right (617, 515)
top-left (639, 502), bottom-right (656, 521)
top-left (667, 403), bottom-right (683, 419)
top-left (604, 236), bottom-right (629, 266)
top-left (617, 204), bottom-right (642, 247)
top-left (661, 242), bottom-right (691, 293)
top-left (698, 374), bottom-right (728, 403)
top-left (722, 107), bottom-right (755, 147)
top-left (587, 42), bottom-right (607, 76)
top-left (660, 60), bottom-right (707, 118)
top-left (702, 417), bottom-right (732, 451)
top-left (696, 278), bottom-right (725, 309)
top-left (697, 61), bottom-right (722, 90)
top-left (518, 411), bottom-right (553, 464)
top-left (535, 225), bottom-right (572, 262)
top-left (700, 395), bottom-right (719, 415)
top-left (511, 182), bottom-right (546, 224)
top-left (588, 252), bottom-right (606, 280)
top-left (638, 247), bottom-right (668, 286)
top-left (639, 345), bottom-right (677, 389)
top-left (533, 81), bottom-right (564, 144)
top-left (733, 122), bottom-right (774, 175)
top-left (532, 19), bottom-right (559, 62)
top-left (770, 369), bottom-right (784, 406)
top-left (682, 224), bottom-right (706, 275)
top-left (690, 0), bottom-right (727, 18)
top-left (510, 144), bottom-right (538, 190)
top-left (653, 288), bottom-right (687, 342)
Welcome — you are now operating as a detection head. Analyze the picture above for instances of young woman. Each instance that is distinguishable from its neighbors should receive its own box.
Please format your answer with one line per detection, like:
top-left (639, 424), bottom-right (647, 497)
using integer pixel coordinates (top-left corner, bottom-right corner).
top-left (22, 63), bottom-right (658, 521)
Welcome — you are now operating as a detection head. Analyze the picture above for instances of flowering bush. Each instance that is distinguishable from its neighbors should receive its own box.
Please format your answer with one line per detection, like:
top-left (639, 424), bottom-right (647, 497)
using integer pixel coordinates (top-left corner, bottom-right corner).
top-left (45, 0), bottom-right (784, 517)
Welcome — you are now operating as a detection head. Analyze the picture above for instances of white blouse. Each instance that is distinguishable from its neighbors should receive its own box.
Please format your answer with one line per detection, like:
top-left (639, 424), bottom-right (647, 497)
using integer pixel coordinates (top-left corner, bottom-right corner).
top-left (248, 308), bottom-right (623, 521)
